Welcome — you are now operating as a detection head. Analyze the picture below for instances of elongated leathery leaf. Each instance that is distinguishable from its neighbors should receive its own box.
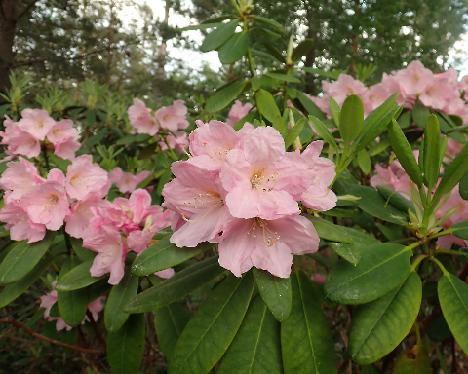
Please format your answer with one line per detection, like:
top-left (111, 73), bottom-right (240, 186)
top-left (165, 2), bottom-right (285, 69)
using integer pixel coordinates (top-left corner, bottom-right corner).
top-left (325, 243), bottom-right (411, 304)
top-left (170, 274), bottom-right (255, 374)
top-left (350, 272), bottom-right (422, 364)
top-left (0, 233), bottom-right (55, 284)
top-left (254, 268), bottom-right (292, 321)
top-left (281, 272), bottom-right (336, 374)
top-left (218, 296), bottom-right (282, 374)
top-left (438, 273), bottom-right (468, 353)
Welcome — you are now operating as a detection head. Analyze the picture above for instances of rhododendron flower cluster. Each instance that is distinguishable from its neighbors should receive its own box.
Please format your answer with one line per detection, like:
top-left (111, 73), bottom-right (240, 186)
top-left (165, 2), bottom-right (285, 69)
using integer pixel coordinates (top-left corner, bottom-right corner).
top-left (0, 155), bottom-right (109, 243)
top-left (226, 100), bottom-right (253, 127)
top-left (310, 60), bottom-right (468, 122)
top-left (162, 120), bottom-right (337, 278)
top-left (40, 288), bottom-right (105, 331)
top-left (0, 109), bottom-right (80, 160)
top-left (109, 167), bottom-right (151, 193)
top-left (128, 98), bottom-right (189, 153)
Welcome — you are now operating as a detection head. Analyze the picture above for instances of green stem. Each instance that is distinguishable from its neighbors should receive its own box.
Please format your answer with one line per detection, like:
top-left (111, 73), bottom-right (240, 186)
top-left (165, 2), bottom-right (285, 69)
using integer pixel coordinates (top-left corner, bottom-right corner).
top-left (429, 256), bottom-right (449, 276)
top-left (410, 254), bottom-right (427, 271)
top-left (436, 248), bottom-right (467, 257)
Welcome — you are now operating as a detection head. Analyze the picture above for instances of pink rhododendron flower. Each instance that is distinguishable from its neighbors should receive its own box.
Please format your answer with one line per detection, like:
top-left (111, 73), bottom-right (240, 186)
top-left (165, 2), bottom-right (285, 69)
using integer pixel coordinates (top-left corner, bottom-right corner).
top-left (128, 98), bottom-right (159, 135)
top-left (155, 100), bottom-right (189, 131)
top-left (155, 268), bottom-right (175, 279)
top-left (109, 167), bottom-right (151, 193)
top-left (226, 100), bottom-right (253, 126)
top-left (0, 117), bottom-right (41, 158)
top-left (47, 119), bottom-right (81, 160)
top-left (18, 108), bottom-right (56, 141)
top-left (64, 194), bottom-right (107, 239)
top-left (396, 60), bottom-right (434, 95)
top-left (322, 73), bottom-right (368, 106)
top-left (220, 126), bottom-right (299, 220)
top-left (0, 201), bottom-right (47, 242)
top-left (163, 161), bottom-right (232, 247)
top-left (65, 155), bottom-right (110, 200)
top-left (21, 174), bottom-right (69, 231)
top-left (446, 138), bottom-right (463, 159)
top-left (218, 215), bottom-right (319, 278)
top-left (0, 158), bottom-right (44, 201)
top-left (370, 161), bottom-right (412, 197)
top-left (87, 296), bottom-right (105, 321)
top-left (159, 131), bottom-right (189, 154)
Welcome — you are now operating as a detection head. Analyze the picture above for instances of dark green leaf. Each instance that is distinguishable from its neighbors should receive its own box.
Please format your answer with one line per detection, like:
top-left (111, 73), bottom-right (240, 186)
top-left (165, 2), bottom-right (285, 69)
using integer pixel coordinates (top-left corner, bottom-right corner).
top-left (350, 272), bottom-right (422, 364)
top-left (357, 149), bottom-right (371, 175)
top-left (200, 20), bottom-right (238, 52)
top-left (56, 260), bottom-right (101, 291)
top-left (126, 256), bottom-right (225, 313)
top-left (285, 118), bottom-right (305, 148)
top-left (459, 173), bottom-right (468, 200)
top-left (218, 31), bottom-right (249, 64)
top-left (388, 119), bottom-right (423, 186)
top-left (310, 216), bottom-right (377, 244)
top-left (218, 297), bottom-right (282, 374)
top-left (452, 221), bottom-right (468, 240)
top-left (438, 273), bottom-right (468, 353)
top-left (104, 273), bottom-right (139, 332)
top-left (154, 303), bottom-right (190, 361)
top-left (329, 97), bottom-right (340, 127)
top-left (0, 233), bottom-right (55, 284)
top-left (205, 79), bottom-right (247, 113)
top-left (107, 314), bottom-right (145, 374)
top-left (170, 274), bottom-right (255, 374)
top-left (295, 90), bottom-right (327, 120)
top-left (308, 115), bottom-right (338, 152)
top-left (254, 269), bottom-right (292, 321)
top-left (377, 186), bottom-right (413, 212)
top-left (330, 243), bottom-right (361, 266)
top-left (255, 89), bottom-right (285, 133)
top-left (325, 243), bottom-right (411, 304)
top-left (281, 272), bottom-right (336, 374)
top-left (412, 101), bottom-right (429, 128)
top-left (422, 114), bottom-right (441, 189)
top-left (266, 72), bottom-right (300, 83)
top-left (339, 95), bottom-right (364, 145)
top-left (131, 236), bottom-right (209, 276)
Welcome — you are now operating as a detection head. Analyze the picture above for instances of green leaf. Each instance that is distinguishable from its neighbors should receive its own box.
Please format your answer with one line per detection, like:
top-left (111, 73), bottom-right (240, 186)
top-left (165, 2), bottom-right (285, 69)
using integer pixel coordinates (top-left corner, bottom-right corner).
top-left (422, 114), bottom-right (441, 189)
top-left (459, 173), bottom-right (468, 200)
top-left (254, 269), bottom-right (292, 321)
top-left (255, 89), bottom-right (284, 132)
top-left (308, 115), bottom-right (338, 152)
top-left (357, 149), bottom-right (371, 175)
top-left (295, 91), bottom-right (327, 120)
top-left (200, 20), bottom-right (238, 52)
top-left (412, 101), bottom-right (429, 128)
top-left (431, 144), bottom-right (468, 209)
top-left (329, 97), bottom-right (340, 128)
top-left (107, 314), bottom-right (145, 374)
top-left (70, 238), bottom-right (94, 262)
top-left (170, 274), bottom-right (255, 374)
top-left (154, 303), bottom-right (190, 361)
top-left (131, 236), bottom-right (209, 276)
top-left (57, 259), bottom-right (90, 326)
top-left (388, 119), bottom-right (423, 186)
top-left (350, 272), bottom-right (422, 364)
top-left (218, 297), bottom-right (282, 374)
top-left (438, 273), bottom-right (468, 353)
top-left (218, 31), bottom-right (249, 64)
top-left (339, 95), bottom-right (364, 145)
top-left (310, 216), bottom-right (377, 244)
top-left (452, 221), bottom-right (468, 240)
top-left (330, 243), bottom-right (361, 266)
top-left (205, 79), bottom-right (247, 113)
top-left (285, 118), bottom-right (305, 148)
top-left (0, 233), bottom-right (55, 284)
top-left (354, 95), bottom-right (399, 152)
top-left (266, 72), bottom-right (300, 83)
top-left (126, 256), bottom-right (225, 313)
top-left (376, 186), bottom-right (413, 212)
top-left (104, 273), bottom-right (139, 332)
top-left (325, 243), bottom-right (411, 304)
top-left (281, 272), bottom-right (336, 374)
top-left (56, 259), bottom-right (101, 291)
top-left (393, 343), bottom-right (431, 374)
top-left (0, 256), bottom-right (52, 308)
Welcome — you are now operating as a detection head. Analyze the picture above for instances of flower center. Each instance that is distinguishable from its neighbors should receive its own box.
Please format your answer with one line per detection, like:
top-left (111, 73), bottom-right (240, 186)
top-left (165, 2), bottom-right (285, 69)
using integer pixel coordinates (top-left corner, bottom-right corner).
top-left (248, 218), bottom-right (281, 247)
top-left (183, 191), bottom-right (223, 209)
top-left (250, 170), bottom-right (278, 192)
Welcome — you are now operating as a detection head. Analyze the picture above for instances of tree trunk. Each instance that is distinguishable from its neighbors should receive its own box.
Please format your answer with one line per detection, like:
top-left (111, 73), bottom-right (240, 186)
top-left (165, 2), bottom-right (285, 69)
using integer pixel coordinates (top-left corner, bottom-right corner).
top-left (0, 0), bottom-right (17, 94)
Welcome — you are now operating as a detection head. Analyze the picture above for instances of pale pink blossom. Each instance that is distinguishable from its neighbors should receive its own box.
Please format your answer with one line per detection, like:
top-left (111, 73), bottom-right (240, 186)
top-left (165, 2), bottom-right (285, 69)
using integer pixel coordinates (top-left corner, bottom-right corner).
top-left (226, 100), bottom-right (253, 126)
top-left (65, 155), bottom-right (110, 200)
top-left (64, 194), bottom-right (107, 239)
top-left (322, 74), bottom-right (367, 106)
top-left (0, 117), bottom-right (41, 158)
top-left (155, 100), bottom-right (189, 131)
top-left (0, 202), bottom-right (46, 242)
top-left (159, 131), bottom-right (189, 154)
top-left (18, 109), bottom-right (56, 141)
top-left (395, 60), bottom-right (434, 95)
top-left (163, 162), bottom-right (232, 247)
top-left (47, 119), bottom-right (81, 160)
top-left (21, 175), bottom-right (69, 231)
top-left (220, 126), bottom-right (299, 220)
top-left (370, 160), bottom-right (412, 198)
top-left (128, 98), bottom-right (159, 135)
top-left (446, 138), bottom-right (463, 159)
top-left (109, 167), bottom-right (151, 193)
top-left (155, 268), bottom-right (175, 279)
top-left (87, 296), bottom-right (105, 321)
top-left (0, 158), bottom-right (44, 201)
top-left (218, 215), bottom-right (320, 278)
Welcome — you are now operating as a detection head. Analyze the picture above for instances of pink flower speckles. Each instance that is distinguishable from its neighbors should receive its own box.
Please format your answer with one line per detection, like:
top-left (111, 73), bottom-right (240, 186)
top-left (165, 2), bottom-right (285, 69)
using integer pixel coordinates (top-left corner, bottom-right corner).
top-left (164, 122), bottom-right (336, 278)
